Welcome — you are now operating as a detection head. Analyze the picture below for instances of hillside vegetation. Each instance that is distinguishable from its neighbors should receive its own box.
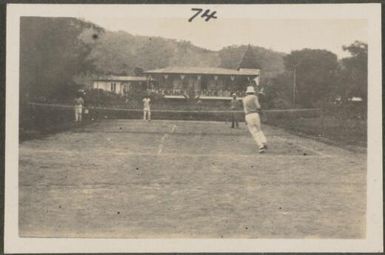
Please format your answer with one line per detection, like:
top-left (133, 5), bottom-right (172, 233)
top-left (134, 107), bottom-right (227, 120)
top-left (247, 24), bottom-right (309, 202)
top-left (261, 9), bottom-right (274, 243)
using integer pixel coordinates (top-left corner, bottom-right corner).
top-left (20, 17), bottom-right (285, 104)
top-left (20, 17), bottom-right (366, 112)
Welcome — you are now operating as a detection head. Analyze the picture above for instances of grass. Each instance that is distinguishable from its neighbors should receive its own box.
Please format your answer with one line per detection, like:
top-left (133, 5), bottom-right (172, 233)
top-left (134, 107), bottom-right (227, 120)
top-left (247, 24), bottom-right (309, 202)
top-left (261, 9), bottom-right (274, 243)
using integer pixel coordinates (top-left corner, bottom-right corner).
top-left (265, 115), bottom-right (367, 148)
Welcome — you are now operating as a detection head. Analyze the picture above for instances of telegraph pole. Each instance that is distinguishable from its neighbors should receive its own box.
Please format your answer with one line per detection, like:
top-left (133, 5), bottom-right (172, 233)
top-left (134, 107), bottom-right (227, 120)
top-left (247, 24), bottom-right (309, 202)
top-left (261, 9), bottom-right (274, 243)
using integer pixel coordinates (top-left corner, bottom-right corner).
top-left (293, 62), bottom-right (301, 107)
top-left (293, 66), bottom-right (296, 106)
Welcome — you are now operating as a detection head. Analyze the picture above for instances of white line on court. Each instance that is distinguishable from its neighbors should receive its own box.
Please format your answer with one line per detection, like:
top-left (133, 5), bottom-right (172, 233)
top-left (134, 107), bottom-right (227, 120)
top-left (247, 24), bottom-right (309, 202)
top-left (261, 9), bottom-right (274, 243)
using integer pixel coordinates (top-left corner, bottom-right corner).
top-left (157, 134), bottom-right (168, 154)
top-left (157, 124), bottom-right (177, 155)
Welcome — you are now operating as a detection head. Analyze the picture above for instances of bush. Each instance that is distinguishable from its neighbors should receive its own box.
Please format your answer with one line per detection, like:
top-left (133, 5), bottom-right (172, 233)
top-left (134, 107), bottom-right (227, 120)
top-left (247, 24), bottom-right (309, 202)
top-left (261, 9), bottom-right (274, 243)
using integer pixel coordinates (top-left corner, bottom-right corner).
top-left (84, 89), bottom-right (126, 106)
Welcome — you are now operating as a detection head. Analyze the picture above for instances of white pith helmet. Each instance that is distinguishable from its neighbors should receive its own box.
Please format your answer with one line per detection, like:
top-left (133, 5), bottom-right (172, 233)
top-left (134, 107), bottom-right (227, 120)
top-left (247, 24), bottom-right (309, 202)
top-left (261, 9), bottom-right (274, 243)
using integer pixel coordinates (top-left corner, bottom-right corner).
top-left (246, 86), bottom-right (256, 94)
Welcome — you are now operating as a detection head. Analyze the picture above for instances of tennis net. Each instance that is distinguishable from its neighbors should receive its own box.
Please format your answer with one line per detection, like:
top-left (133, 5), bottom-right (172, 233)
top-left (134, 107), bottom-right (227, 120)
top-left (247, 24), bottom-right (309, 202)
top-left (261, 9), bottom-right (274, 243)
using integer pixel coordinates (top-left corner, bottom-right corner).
top-left (20, 102), bottom-right (321, 139)
top-left (25, 102), bottom-right (321, 121)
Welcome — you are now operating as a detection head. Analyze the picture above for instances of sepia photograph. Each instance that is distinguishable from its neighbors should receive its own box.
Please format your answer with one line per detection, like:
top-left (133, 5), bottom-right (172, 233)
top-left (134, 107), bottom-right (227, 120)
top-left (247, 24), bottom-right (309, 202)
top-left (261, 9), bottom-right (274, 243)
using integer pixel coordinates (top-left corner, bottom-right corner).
top-left (4, 3), bottom-right (383, 253)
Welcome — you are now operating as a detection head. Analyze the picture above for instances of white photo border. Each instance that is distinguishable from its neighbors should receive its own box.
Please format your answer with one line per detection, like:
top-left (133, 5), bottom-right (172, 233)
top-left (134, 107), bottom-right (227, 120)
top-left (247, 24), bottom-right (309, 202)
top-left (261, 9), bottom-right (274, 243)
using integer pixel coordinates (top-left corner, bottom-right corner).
top-left (5, 3), bottom-right (383, 253)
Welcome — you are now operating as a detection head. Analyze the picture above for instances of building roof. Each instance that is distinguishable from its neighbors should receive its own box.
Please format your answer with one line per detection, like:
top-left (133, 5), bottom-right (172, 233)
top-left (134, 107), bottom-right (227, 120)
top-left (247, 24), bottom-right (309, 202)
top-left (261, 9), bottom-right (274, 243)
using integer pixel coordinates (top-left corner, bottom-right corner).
top-left (94, 75), bottom-right (152, 82)
top-left (144, 67), bottom-right (259, 76)
top-left (238, 45), bottom-right (261, 70)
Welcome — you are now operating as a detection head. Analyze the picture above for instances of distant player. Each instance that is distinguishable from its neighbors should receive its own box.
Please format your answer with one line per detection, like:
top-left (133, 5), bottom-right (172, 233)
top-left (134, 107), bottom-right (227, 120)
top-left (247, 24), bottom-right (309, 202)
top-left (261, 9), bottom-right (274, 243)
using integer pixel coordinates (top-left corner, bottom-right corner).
top-left (230, 93), bottom-right (239, 128)
top-left (74, 92), bottom-right (85, 123)
top-left (143, 96), bottom-right (151, 121)
top-left (242, 86), bottom-right (267, 153)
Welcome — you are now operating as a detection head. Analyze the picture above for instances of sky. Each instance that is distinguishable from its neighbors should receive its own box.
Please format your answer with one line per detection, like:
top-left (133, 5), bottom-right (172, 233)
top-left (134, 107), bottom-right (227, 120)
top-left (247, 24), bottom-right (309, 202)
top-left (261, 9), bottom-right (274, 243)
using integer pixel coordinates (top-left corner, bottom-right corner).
top-left (83, 17), bottom-right (367, 59)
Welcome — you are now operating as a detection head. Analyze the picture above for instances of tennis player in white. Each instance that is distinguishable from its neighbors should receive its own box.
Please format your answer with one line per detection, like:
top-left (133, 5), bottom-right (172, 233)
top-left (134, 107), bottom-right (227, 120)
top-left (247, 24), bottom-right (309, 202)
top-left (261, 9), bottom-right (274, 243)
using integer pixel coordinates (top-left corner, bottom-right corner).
top-left (143, 96), bottom-right (151, 121)
top-left (242, 86), bottom-right (268, 153)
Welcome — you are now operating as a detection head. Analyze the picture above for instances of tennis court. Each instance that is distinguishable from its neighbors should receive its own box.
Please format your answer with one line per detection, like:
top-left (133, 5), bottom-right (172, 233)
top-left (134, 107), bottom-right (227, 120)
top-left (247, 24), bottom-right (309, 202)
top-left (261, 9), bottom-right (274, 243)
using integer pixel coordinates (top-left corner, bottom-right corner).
top-left (19, 119), bottom-right (366, 238)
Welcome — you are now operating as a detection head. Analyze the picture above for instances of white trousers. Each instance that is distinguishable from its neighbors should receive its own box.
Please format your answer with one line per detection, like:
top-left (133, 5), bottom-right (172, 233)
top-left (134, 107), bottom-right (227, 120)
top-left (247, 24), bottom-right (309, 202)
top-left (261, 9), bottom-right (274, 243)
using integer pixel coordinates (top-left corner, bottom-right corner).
top-left (74, 106), bottom-right (83, 122)
top-left (143, 109), bottom-right (151, 120)
top-left (245, 113), bottom-right (267, 148)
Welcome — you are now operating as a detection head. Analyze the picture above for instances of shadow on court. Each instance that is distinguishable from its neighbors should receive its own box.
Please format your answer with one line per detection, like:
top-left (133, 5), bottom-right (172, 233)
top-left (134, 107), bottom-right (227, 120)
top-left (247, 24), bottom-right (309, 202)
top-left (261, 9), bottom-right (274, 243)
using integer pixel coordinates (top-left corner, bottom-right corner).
top-left (19, 119), bottom-right (366, 238)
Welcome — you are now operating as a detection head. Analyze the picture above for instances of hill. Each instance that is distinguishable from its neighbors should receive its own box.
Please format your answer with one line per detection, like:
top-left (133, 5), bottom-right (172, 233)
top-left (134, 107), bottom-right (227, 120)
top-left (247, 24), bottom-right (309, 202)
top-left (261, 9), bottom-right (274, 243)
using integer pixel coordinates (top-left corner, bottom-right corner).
top-left (87, 31), bottom-right (286, 78)
top-left (20, 17), bottom-right (286, 102)
top-left (218, 45), bottom-right (286, 80)
top-left (86, 31), bottom-right (220, 75)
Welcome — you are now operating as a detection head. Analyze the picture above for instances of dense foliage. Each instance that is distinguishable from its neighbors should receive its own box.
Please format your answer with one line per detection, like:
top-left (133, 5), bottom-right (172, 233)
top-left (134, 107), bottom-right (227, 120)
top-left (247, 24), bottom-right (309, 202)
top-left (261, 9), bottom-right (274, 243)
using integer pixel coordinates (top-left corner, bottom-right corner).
top-left (338, 41), bottom-right (368, 103)
top-left (20, 17), bottom-right (104, 104)
top-left (263, 42), bottom-right (367, 114)
top-left (283, 49), bottom-right (339, 108)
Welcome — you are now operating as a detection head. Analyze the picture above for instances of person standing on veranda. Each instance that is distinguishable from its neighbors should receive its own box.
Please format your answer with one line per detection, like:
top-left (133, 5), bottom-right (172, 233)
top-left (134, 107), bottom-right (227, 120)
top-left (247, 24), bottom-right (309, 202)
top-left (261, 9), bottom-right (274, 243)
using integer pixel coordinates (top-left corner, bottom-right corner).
top-left (242, 86), bottom-right (268, 153)
top-left (74, 92), bottom-right (85, 123)
top-left (230, 93), bottom-right (240, 128)
top-left (143, 96), bottom-right (151, 121)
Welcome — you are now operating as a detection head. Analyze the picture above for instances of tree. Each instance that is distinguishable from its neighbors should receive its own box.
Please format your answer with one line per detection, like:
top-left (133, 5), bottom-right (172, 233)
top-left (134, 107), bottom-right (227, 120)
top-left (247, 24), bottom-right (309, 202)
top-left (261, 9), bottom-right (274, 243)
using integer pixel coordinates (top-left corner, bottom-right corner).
top-left (20, 17), bottom-right (104, 103)
top-left (283, 49), bottom-right (339, 108)
top-left (338, 41), bottom-right (368, 102)
top-left (264, 72), bottom-right (294, 109)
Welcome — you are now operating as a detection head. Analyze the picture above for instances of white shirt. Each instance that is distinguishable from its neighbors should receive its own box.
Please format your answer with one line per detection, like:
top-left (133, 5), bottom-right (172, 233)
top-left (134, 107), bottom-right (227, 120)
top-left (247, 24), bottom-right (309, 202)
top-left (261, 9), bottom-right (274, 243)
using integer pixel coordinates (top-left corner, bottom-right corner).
top-left (242, 95), bottom-right (261, 114)
top-left (143, 98), bottom-right (151, 110)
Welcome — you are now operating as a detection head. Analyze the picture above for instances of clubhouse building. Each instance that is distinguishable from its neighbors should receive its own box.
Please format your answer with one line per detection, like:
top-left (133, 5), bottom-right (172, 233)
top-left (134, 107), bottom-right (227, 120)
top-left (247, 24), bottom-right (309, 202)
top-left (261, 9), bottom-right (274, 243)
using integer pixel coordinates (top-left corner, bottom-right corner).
top-left (143, 66), bottom-right (259, 99)
top-left (92, 46), bottom-right (261, 99)
top-left (92, 75), bottom-right (156, 96)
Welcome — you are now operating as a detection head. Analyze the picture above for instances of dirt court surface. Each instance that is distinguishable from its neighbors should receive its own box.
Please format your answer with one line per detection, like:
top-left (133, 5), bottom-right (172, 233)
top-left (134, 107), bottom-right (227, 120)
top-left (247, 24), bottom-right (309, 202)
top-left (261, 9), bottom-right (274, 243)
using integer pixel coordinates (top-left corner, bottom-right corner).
top-left (19, 119), bottom-right (366, 238)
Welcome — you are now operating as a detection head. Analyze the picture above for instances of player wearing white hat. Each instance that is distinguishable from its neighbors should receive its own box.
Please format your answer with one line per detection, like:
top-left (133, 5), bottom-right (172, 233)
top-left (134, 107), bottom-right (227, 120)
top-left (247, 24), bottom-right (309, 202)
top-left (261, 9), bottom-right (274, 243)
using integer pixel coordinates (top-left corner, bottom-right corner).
top-left (242, 85), bottom-right (268, 153)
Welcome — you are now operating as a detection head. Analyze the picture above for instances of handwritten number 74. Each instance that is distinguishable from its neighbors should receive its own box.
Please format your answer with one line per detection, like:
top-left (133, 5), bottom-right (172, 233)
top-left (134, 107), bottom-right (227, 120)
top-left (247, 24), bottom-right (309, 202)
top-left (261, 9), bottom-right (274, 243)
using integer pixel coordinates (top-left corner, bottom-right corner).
top-left (189, 8), bottom-right (218, 22)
